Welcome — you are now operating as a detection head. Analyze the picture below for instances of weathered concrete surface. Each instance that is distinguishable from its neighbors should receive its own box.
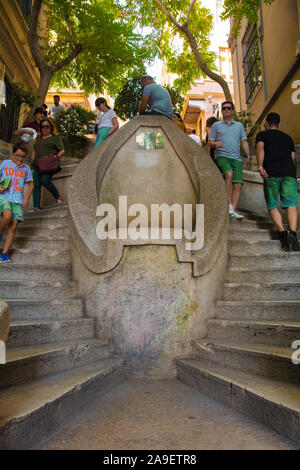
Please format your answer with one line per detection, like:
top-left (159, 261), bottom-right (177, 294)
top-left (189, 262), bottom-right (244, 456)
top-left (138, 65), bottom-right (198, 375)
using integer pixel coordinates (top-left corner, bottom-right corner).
top-left (0, 299), bottom-right (9, 345)
top-left (71, 243), bottom-right (227, 377)
top-left (69, 115), bottom-right (228, 375)
top-left (36, 378), bottom-right (299, 450)
top-left (238, 170), bottom-right (300, 218)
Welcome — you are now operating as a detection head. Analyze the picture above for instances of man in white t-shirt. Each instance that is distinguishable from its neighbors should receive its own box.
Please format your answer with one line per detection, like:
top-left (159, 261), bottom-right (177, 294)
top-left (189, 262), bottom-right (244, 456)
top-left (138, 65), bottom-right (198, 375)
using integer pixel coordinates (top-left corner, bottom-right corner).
top-left (189, 129), bottom-right (201, 145)
top-left (49, 95), bottom-right (64, 119)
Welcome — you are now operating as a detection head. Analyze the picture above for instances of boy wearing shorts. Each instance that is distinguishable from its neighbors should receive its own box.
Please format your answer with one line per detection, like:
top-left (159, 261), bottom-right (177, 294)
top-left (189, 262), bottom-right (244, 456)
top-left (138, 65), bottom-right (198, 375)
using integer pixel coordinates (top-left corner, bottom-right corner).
top-left (209, 101), bottom-right (251, 219)
top-left (0, 143), bottom-right (34, 263)
top-left (256, 112), bottom-right (299, 251)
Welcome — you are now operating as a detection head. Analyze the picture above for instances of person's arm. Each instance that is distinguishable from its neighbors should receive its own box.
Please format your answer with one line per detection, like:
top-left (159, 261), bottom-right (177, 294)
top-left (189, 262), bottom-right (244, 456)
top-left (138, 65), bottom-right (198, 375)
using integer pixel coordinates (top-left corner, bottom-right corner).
top-left (139, 95), bottom-right (150, 114)
top-left (291, 151), bottom-right (296, 167)
top-left (255, 141), bottom-right (268, 179)
top-left (22, 181), bottom-right (34, 208)
top-left (108, 117), bottom-right (119, 136)
top-left (208, 123), bottom-right (224, 148)
top-left (57, 149), bottom-right (64, 159)
top-left (14, 128), bottom-right (33, 136)
top-left (241, 139), bottom-right (252, 170)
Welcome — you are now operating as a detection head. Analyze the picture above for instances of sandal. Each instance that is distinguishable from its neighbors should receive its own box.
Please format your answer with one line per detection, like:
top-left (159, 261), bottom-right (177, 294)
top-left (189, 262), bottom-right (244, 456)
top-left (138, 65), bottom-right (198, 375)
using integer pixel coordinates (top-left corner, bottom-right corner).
top-left (27, 208), bottom-right (41, 213)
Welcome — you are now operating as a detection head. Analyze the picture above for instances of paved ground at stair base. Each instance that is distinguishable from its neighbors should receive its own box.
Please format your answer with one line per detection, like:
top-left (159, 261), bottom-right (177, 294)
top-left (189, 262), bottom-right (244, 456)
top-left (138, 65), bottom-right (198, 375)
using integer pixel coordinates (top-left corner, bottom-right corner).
top-left (37, 379), bottom-right (298, 450)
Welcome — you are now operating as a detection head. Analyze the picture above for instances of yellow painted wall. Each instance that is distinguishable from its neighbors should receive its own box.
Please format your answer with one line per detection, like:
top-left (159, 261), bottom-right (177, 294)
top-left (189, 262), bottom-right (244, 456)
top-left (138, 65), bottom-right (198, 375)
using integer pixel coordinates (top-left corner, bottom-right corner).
top-left (0, 0), bottom-right (39, 95)
top-left (230, 0), bottom-right (300, 142)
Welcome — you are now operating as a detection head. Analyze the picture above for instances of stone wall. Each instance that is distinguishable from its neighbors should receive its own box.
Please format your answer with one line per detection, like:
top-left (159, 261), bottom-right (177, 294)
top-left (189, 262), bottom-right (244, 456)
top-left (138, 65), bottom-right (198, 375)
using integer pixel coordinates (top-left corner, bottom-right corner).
top-left (69, 115), bottom-right (229, 377)
top-left (0, 299), bottom-right (9, 344)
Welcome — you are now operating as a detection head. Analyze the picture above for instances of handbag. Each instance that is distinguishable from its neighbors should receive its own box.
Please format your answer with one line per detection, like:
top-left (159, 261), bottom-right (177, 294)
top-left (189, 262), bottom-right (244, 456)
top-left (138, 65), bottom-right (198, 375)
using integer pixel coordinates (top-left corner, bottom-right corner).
top-left (35, 137), bottom-right (62, 174)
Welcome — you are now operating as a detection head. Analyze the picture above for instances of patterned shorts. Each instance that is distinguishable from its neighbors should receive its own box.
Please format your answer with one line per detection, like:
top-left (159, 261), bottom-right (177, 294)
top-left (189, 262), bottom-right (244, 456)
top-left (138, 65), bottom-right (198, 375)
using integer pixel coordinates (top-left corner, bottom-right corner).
top-left (0, 198), bottom-right (23, 222)
top-left (263, 176), bottom-right (298, 210)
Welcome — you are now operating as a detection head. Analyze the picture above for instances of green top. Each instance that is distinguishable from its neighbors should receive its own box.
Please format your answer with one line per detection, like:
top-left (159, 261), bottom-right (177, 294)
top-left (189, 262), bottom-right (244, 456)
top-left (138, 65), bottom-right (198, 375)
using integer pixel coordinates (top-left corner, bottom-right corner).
top-left (34, 135), bottom-right (63, 158)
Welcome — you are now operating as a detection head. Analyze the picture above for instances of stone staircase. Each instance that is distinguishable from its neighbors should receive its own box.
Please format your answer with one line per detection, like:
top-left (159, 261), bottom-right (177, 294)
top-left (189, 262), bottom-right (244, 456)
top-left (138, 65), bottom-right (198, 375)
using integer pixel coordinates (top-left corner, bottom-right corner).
top-left (176, 212), bottom-right (300, 444)
top-left (0, 205), bottom-right (127, 450)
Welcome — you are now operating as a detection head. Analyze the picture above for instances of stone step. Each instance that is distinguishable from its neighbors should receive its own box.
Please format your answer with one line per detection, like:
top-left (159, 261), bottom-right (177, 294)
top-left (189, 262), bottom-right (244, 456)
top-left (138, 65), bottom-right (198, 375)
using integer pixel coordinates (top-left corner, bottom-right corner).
top-left (229, 252), bottom-right (300, 268)
top-left (5, 223), bottom-right (70, 237)
top-left (176, 358), bottom-right (300, 444)
top-left (5, 299), bottom-right (84, 321)
top-left (226, 267), bottom-right (300, 283)
top-left (21, 216), bottom-right (69, 228)
top-left (0, 339), bottom-right (110, 389)
top-left (191, 339), bottom-right (299, 384)
top-left (215, 300), bottom-right (300, 321)
top-left (1, 249), bottom-right (71, 265)
top-left (7, 318), bottom-right (95, 348)
top-left (206, 319), bottom-right (300, 347)
top-left (0, 280), bottom-right (79, 300)
top-left (229, 240), bottom-right (283, 255)
top-left (229, 218), bottom-right (273, 229)
top-left (0, 264), bottom-right (71, 282)
top-left (229, 228), bottom-right (274, 241)
top-left (0, 236), bottom-right (70, 251)
top-left (221, 282), bottom-right (300, 301)
top-left (24, 205), bottom-right (69, 219)
top-left (0, 357), bottom-right (126, 449)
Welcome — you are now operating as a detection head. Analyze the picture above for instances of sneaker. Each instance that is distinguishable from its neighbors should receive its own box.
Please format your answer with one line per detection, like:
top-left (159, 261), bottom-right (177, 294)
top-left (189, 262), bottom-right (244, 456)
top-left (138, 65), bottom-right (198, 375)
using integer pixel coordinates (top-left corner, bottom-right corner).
top-left (229, 204), bottom-right (234, 215)
top-left (0, 253), bottom-right (11, 263)
top-left (288, 231), bottom-right (300, 251)
top-left (230, 211), bottom-right (244, 219)
top-left (278, 231), bottom-right (290, 251)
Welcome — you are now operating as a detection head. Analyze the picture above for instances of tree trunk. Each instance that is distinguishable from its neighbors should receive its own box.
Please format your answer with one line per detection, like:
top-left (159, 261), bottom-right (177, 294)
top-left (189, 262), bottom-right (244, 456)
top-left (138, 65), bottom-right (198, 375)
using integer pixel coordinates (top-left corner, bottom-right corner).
top-left (26, 69), bottom-right (53, 122)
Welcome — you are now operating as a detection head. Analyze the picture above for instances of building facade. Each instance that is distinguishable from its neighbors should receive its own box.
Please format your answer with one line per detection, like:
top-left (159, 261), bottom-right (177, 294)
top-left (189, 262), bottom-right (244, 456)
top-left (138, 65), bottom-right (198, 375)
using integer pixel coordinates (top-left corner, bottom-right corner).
top-left (0, 0), bottom-right (39, 151)
top-left (229, 0), bottom-right (300, 144)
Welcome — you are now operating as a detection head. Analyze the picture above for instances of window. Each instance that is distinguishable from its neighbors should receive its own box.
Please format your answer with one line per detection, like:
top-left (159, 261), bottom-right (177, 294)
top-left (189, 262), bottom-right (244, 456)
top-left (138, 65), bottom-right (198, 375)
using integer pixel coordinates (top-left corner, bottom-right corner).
top-left (242, 24), bottom-right (262, 103)
top-left (219, 47), bottom-right (233, 81)
top-left (0, 78), bottom-right (21, 143)
top-left (17, 0), bottom-right (32, 20)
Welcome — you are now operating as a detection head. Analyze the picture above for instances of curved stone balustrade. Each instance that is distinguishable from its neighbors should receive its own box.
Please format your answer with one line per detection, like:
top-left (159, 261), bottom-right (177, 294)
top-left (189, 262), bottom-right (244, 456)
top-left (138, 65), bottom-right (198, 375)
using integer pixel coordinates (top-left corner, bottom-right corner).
top-left (0, 299), bottom-right (9, 344)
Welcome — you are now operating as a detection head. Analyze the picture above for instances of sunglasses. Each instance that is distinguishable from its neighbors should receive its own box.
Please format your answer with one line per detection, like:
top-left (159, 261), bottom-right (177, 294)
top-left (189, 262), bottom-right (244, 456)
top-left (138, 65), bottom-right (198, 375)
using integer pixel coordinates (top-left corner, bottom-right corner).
top-left (41, 125), bottom-right (50, 128)
top-left (222, 107), bottom-right (233, 111)
top-left (13, 153), bottom-right (25, 158)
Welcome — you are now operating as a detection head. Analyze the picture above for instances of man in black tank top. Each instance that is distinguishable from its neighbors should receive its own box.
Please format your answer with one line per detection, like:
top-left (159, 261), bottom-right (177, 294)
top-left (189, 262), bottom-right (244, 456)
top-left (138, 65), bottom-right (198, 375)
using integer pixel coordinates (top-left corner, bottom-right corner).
top-left (255, 113), bottom-right (299, 251)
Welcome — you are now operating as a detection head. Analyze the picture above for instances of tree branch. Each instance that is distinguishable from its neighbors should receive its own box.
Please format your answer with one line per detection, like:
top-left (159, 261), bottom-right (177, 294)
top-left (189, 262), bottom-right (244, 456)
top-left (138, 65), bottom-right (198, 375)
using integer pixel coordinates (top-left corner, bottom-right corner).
top-left (51, 44), bottom-right (83, 73)
top-left (155, 0), bottom-right (183, 31)
top-left (185, 0), bottom-right (197, 27)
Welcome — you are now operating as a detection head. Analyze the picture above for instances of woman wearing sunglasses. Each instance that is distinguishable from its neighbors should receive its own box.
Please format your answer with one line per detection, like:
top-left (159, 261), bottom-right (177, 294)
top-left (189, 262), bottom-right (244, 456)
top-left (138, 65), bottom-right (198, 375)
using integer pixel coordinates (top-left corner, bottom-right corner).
top-left (31, 119), bottom-right (64, 211)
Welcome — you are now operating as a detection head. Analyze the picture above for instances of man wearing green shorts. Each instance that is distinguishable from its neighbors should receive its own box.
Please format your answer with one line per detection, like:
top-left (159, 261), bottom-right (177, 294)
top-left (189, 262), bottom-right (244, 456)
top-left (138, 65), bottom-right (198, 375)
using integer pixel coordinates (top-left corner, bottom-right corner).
top-left (209, 101), bottom-right (251, 219)
top-left (256, 112), bottom-right (299, 251)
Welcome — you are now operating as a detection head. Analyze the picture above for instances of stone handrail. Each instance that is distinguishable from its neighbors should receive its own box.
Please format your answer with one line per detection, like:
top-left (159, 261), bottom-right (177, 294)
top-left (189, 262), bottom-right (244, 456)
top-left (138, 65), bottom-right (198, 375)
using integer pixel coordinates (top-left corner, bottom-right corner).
top-left (68, 115), bottom-right (228, 277)
top-left (0, 299), bottom-right (9, 344)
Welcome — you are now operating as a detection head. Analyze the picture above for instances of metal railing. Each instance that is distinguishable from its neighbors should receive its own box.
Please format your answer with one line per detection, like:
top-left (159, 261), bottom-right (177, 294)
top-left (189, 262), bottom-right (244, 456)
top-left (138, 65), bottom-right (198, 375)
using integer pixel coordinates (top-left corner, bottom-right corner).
top-left (0, 79), bottom-right (21, 143)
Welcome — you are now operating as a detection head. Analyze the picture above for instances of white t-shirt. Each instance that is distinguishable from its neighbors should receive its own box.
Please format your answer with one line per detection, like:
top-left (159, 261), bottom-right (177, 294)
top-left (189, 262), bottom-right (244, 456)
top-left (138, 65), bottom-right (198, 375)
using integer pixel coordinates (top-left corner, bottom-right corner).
top-left (50, 103), bottom-right (64, 118)
top-left (98, 109), bottom-right (117, 128)
top-left (189, 134), bottom-right (201, 145)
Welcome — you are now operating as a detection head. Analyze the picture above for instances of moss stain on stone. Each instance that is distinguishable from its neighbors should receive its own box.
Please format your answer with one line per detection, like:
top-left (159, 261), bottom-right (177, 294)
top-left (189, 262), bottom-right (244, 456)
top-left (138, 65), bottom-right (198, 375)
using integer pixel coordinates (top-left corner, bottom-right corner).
top-left (176, 300), bottom-right (198, 331)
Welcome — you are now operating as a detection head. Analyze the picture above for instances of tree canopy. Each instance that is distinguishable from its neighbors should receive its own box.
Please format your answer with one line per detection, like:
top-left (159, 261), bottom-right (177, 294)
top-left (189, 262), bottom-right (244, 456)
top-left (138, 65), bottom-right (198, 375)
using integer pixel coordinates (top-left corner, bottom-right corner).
top-left (28, 0), bottom-right (154, 109)
top-left (222, 0), bottom-right (276, 35)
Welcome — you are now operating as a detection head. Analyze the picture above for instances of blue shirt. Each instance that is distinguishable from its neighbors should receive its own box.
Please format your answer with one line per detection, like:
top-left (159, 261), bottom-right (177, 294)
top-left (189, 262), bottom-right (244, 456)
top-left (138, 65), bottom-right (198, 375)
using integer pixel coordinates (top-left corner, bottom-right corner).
top-left (0, 159), bottom-right (33, 205)
top-left (143, 83), bottom-right (173, 119)
top-left (209, 120), bottom-right (247, 160)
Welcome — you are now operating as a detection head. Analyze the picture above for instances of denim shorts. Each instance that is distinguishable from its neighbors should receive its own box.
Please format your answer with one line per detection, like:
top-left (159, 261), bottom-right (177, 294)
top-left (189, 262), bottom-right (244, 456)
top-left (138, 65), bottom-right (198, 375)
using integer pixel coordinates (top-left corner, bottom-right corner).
top-left (263, 176), bottom-right (298, 210)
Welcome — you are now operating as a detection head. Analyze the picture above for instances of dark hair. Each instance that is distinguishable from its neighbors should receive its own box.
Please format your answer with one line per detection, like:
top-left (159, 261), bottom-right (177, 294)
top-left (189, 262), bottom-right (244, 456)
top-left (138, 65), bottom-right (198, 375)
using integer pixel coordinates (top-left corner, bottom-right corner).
top-left (54, 95), bottom-right (60, 99)
top-left (42, 104), bottom-right (48, 109)
top-left (40, 119), bottom-right (54, 134)
top-left (191, 129), bottom-right (196, 134)
top-left (266, 112), bottom-right (280, 127)
top-left (34, 107), bottom-right (44, 116)
top-left (173, 112), bottom-right (183, 122)
top-left (221, 101), bottom-right (235, 110)
top-left (95, 97), bottom-right (111, 109)
top-left (12, 143), bottom-right (28, 156)
top-left (206, 116), bottom-right (218, 128)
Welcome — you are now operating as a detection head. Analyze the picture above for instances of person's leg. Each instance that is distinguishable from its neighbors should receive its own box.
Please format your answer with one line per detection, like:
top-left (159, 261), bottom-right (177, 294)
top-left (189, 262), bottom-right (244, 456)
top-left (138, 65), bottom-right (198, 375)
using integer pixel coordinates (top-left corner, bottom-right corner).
top-left (33, 166), bottom-right (42, 210)
top-left (280, 177), bottom-right (300, 251)
top-left (224, 171), bottom-right (234, 205)
top-left (264, 177), bottom-right (289, 249)
top-left (232, 183), bottom-right (242, 211)
top-left (0, 209), bottom-right (13, 237)
top-left (40, 173), bottom-right (61, 202)
top-left (215, 157), bottom-right (234, 210)
top-left (2, 218), bottom-right (18, 254)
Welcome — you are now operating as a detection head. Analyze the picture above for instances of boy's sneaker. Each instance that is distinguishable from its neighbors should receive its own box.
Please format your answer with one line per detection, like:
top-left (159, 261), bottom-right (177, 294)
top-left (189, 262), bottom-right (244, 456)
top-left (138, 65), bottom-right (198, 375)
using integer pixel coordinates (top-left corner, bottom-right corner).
top-left (0, 253), bottom-right (11, 263)
top-left (288, 231), bottom-right (300, 251)
top-left (231, 211), bottom-right (244, 219)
